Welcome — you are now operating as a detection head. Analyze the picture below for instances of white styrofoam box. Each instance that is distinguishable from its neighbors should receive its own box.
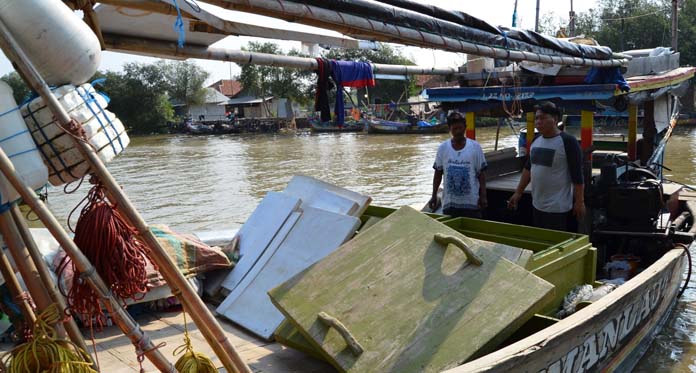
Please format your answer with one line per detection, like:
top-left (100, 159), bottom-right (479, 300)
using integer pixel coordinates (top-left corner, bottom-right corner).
top-left (29, 100), bottom-right (112, 144)
top-left (49, 161), bottom-right (90, 186)
top-left (21, 84), bottom-right (107, 130)
top-left (37, 113), bottom-right (123, 156)
top-left (42, 127), bottom-right (130, 173)
top-left (47, 131), bottom-right (130, 186)
top-left (0, 81), bottom-right (48, 205)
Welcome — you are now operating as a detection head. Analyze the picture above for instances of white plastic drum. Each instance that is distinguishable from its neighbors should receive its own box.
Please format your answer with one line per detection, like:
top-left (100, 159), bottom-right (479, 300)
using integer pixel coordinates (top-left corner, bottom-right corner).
top-left (0, 0), bottom-right (101, 86)
top-left (0, 81), bottom-right (48, 205)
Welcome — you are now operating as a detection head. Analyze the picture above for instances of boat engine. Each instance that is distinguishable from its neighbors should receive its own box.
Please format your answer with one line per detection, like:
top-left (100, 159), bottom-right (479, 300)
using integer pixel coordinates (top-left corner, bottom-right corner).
top-left (590, 161), bottom-right (663, 231)
top-left (588, 157), bottom-right (679, 267)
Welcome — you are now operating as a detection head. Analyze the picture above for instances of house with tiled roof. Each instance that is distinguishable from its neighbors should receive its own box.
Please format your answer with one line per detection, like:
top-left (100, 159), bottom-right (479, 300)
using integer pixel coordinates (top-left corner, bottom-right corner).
top-left (208, 79), bottom-right (243, 98)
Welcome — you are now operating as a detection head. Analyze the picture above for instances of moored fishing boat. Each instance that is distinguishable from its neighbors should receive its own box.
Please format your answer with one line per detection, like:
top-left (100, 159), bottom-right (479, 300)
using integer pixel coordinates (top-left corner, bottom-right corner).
top-left (365, 118), bottom-right (449, 134)
top-left (310, 118), bottom-right (365, 133)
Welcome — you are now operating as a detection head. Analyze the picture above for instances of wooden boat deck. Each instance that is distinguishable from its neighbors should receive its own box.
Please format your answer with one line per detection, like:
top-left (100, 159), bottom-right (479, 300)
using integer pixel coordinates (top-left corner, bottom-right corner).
top-left (0, 305), bottom-right (331, 373)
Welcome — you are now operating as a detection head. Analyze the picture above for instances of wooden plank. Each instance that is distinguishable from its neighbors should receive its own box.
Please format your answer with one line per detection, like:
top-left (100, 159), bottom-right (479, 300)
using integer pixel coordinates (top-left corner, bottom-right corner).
top-left (284, 175), bottom-right (371, 217)
top-left (220, 207), bottom-right (361, 340)
top-left (220, 192), bottom-right (301, 293)
top-left (270, 206), bottom-right (554, 372)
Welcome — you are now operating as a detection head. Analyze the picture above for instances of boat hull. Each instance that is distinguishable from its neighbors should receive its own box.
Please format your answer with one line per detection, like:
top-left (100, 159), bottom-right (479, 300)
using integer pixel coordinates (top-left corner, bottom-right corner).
top-left (447, 248), bottom-right (687, 373)
top-left (367, 120), bottom-right (448, 134)
top-left (310, 122), bottom-right (364, 133)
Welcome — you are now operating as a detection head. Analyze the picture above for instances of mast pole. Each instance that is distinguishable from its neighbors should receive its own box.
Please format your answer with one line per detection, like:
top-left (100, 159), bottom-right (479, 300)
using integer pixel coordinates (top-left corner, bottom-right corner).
top-left (535, 0), bottom-right (541, 32)
top-left (672, 0), bottom-right (679, 51)
top-left (569, 0), bottom-right (576, 37)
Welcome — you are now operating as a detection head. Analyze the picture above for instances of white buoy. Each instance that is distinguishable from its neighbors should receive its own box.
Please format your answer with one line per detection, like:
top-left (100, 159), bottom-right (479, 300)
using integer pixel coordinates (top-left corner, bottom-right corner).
top-left (0, 81), bottom-right (48, 205)
top-left (0, 0), bottom-right (101, 86)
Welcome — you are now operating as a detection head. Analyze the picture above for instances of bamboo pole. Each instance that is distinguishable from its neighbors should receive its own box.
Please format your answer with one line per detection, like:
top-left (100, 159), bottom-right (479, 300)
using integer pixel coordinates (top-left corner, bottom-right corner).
top-left (0, 23), bottom-right (175, 373)
top-left (0, 242), bottom-right (36, 326)
top-left (0, 144), bottom-right (176, 373)
top-left (207, 0), bottom-right (629, 67)
top-left (0, 18), bottom-right (250, 373)
top-left (9, 205), bottom-right (90, 357)
top-left (0, 211), bottom-right (60, 335)
top-left (104, 33), bottom-right (459, 76)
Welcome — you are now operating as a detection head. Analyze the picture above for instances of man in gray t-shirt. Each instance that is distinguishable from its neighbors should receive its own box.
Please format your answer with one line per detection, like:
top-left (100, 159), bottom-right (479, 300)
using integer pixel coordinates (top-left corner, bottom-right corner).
top-left (508, 102), bottom-right (585, 232)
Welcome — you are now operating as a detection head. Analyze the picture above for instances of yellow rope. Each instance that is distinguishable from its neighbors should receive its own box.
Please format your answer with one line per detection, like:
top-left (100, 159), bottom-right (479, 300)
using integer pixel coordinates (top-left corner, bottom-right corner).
top-left (1, 304), bottom-right (96, 373)
top-left (172, 311), bottom-right (216, 373)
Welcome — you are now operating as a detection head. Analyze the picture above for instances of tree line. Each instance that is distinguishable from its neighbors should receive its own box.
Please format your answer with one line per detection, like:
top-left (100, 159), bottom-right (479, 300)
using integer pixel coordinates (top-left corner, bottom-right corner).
top-left (541, 0), bottom-right (696, 65)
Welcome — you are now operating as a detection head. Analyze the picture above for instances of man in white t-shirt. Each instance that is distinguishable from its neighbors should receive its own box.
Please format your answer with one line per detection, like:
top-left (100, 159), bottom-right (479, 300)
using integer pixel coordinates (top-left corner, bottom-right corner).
top-left (428, 112), bottom-right (488, 218)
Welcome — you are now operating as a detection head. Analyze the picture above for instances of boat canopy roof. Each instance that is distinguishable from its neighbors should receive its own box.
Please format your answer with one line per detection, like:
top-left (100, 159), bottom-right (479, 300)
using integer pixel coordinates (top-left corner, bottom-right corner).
top-left (426, 67), bottom-right (696, 114)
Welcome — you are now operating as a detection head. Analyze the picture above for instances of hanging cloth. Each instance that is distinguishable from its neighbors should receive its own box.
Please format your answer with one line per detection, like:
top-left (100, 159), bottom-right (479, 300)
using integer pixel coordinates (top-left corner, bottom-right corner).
top-left (330, 60), bottom-right (376, 125)
top-left (584, 67), bottom-right (630, 92)
top-left (314, 58), bottom-right (333, 122)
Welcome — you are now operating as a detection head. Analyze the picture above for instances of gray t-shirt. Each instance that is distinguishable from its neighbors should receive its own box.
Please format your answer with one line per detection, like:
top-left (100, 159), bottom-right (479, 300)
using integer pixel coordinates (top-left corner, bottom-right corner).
top-left (526, 132), bottom-right (583, 213)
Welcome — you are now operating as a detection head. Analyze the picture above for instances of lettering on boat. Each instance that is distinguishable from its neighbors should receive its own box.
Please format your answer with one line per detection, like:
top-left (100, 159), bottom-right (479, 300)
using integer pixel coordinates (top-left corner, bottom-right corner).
top-left (538, 270), bottom-right (673, 373)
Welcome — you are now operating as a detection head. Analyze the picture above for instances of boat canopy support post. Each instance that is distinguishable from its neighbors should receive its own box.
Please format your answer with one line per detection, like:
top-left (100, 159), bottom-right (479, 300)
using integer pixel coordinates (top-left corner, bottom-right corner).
top-left (0, 18), bottom-right (251, 373)
top-left (581, 110), bottom-right (594, 162)
top-left (526, 112), bottom-right (535, 155)
top-left (0, 211), bottom-right (63, 336)
top-left (8, 204), bottom-right (90, 356)
top-left (0, 19), bottom-right (178, 373)
top-left (628, 105), bottom-right (638, 160)
top-left (466, 112), bottom-right (476, 139)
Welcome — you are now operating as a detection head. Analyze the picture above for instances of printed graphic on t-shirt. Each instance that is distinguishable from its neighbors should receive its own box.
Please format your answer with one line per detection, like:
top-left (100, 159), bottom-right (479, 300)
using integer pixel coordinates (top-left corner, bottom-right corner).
top-left (446, 163), bottom-right (472, 195)
top-left (531, 147), bottom-right (556, 167)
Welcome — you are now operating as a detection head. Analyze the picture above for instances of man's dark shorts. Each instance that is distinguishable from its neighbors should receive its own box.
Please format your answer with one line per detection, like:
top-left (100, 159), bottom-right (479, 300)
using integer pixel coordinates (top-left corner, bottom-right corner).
top-left (443, 207), bottom-right (483, 219)
top-left (533, 208), bottom-right (577, 232)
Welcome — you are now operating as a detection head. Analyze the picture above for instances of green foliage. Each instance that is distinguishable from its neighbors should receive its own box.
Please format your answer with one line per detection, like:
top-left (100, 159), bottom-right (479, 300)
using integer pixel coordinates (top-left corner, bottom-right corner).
top-left (537, 0), bottom-right (671, 53)
top-left (156, 60), bottom-right (209, 106)
top-left (238, 42), bottom-right (314, 109)
top-left (1, 72), bottom-right (30, 103)
top-left (539, 1), bottom-right (696, 66)
top-left (94, 65), bottom-right (173, 135)
top-left (677, 0), bottom-right (696, 67)
top-left (92, 60), bottom-right (209, 134)
top-left (324, 44), bottom-right (417, 105)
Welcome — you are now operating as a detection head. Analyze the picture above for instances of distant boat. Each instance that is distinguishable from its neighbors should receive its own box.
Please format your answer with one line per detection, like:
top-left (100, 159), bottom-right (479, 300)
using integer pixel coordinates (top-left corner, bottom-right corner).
top-left (366, 118), bottom-right (448, 134)
top-left (309, 118), bottom-right (365, 133)
top-left (185, 122), bottom-right (214, 135)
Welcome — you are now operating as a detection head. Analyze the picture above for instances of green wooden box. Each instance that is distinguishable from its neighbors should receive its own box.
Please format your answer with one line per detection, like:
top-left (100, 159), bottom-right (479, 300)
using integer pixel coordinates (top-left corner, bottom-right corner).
top-left (439, 217), bottom-right (596, 314)
top-left (273, 207), bottom-right (595, 359)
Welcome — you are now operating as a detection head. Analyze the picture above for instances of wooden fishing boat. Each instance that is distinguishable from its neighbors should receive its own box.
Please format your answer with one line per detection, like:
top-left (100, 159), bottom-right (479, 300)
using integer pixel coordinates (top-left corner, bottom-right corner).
top-left (0, 1), bottom-right (693, 372)
top-left (365, 118), bottom-right (449, 134)
top-left (310, 119), bottom-right (365, 133)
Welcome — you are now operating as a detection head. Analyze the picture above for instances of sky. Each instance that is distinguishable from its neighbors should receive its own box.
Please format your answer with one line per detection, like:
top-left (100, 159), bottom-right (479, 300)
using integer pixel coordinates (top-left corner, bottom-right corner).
top-left (0, 0), bottom-right (597, 85)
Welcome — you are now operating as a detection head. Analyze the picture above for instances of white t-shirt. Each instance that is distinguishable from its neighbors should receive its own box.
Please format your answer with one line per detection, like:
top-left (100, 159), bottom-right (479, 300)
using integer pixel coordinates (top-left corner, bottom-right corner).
top-left (433, 139), bottom-right (487, 210)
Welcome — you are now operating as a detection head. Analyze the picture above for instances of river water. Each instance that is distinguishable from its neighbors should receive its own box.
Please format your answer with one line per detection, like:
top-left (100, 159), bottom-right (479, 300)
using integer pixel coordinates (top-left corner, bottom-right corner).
top-left (44, 126), bottom-right (695, 371)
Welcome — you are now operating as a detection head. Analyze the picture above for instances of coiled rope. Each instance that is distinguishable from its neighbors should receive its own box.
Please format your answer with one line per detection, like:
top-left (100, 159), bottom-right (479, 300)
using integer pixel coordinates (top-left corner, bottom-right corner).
top-left (172, 310), bottom-right (217, 373)
top-left (57, 177), bottom-right (153, 329)
top-left (1, 304), bottom-right (96, 372)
